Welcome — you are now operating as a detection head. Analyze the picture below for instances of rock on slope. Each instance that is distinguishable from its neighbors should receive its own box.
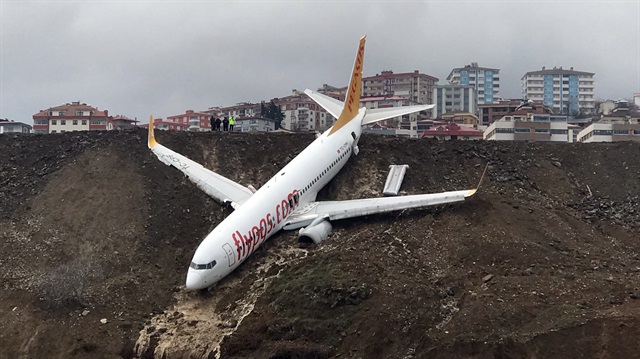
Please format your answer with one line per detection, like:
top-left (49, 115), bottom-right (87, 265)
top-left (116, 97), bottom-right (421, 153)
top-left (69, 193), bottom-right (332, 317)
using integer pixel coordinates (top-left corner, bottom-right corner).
top-left (0, 129), bottom-right (638, 359)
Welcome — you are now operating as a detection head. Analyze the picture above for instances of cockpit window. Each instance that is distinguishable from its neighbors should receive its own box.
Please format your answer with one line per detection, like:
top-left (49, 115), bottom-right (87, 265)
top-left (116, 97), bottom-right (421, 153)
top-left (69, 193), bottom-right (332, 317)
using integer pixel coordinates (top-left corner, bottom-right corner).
top-left (190, 260), bottom-right (217, 270)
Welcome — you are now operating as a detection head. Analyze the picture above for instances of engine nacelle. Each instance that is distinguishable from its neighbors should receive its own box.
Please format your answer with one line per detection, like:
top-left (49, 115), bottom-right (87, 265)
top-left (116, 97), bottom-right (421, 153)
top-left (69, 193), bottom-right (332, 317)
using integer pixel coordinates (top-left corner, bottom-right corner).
top-left (298, 220), bottom-right (332, 246)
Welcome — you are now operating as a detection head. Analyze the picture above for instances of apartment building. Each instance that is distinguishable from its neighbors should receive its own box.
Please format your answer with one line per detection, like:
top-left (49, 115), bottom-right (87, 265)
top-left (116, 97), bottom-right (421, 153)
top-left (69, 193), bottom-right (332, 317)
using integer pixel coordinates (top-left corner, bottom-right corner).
top-left (440, 112), bottom-right (479, 127)
top-left (419, 122), bottom-right (483, 141)
top-left (0, 119), bottom-right (32, 134)
top-left (577, 102), bottom-right (640, 142)
top-left (142, 118), bottom-right (187, 131)
top-left (166, 110), bottom-right (212, 131)
top-left (217, 102), bottom-right (262, 119)
top-left (446, 63), bottom-right (500, 105)
top-left (278, 90), bottom-right (331, 132)
top-left (107, 115), bottom-right (137, 131)
top-left (362, 70), bottom-right (438, 107)
top-left (484, 104), bottom-right (576, 142)
top-left (234, 117), bottom-right (278, 132)
top-left (432, 84), bottom-right (477, 119)
top-left (521, 67), bottom-right (596, 115)
top-left (32, 102), bottom-right (110, 134)
top-left (478, 99), bottom-right (522, 126)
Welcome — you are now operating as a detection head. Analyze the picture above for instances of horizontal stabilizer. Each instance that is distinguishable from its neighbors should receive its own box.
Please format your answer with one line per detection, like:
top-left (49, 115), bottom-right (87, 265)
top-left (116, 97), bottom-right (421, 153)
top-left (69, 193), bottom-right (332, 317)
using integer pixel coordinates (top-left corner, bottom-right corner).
top-left (362, 104), bottom-right (435, 125)
top-left (304, 89), bottom-right (344, 119)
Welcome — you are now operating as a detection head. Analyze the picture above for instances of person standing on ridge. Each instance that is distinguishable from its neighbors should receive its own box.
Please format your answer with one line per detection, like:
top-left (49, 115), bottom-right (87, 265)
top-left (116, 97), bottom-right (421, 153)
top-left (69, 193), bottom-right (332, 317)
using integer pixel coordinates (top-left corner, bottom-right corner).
top-left (215, 117), bottom-right (222, 131)
top-left (229, 115), bottom-right (235, 132)
top-left (222, 116), bottom-right (229, 131)
top-left (209, 116), bottom-right (215, 131)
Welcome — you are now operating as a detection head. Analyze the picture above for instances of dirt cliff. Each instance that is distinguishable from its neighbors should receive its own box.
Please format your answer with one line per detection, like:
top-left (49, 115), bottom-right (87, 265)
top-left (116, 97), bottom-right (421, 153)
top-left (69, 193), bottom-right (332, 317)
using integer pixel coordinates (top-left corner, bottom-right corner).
top-left (0, 129), bottom-right (639, 359)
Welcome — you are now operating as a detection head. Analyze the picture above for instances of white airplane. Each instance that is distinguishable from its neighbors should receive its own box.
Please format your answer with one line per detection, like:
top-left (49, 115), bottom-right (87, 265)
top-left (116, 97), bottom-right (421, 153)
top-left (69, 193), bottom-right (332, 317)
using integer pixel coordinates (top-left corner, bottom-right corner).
top-left (147, 36), bottom-right (479, 290)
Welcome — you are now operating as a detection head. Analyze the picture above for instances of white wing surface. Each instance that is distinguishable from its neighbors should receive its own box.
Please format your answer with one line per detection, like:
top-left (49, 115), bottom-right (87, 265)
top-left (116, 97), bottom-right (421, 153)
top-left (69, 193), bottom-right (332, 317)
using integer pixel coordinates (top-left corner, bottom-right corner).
top-left (362, 104), bottom-right (435, 125)
top-left (304, 89), bottom-right (345, 119)
top-left (283, 189), bottom-right (476, 230)
top-left (148, 118), bottom-right (253, 208)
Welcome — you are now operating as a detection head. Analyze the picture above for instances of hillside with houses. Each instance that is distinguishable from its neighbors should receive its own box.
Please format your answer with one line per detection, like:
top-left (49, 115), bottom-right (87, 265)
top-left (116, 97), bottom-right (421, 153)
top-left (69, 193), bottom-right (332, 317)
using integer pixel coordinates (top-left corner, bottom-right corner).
top-left (0, 129), bottom-right (639, 358)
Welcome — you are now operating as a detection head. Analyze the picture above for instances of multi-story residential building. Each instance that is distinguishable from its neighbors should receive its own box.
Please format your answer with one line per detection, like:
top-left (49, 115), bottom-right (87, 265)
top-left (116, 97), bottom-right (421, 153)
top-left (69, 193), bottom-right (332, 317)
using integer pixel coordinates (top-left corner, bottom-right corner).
top-left (234, 117), bottom-right (278, 132)
top-left (166, 110), bottom-right (211, 131)
top-left (484, 104), bottom-right (577, 142)
top-left (317, 84), bottom-right (347, 101)
top-left (577, 101), bottom-right (640, 142)
top-left (278, 90), bottom-right (332, 132)
top-left (0, 119), bottom-right (32, 134)
top-left (440, 112), bottom-right (479, 127)
top-left (142, 118), bottom-right (187, 131)
top-left (521, 67), bottom-right (596, 115)
top-left (419, 122), bottom-right (484, 141)
top-left (32, 102), bottom-right (110, 134)
top-left (432, 84), bottom-right (477, 119)
top-left (362, 70), bottom-right (438, 107)
top-left (577, 122), bottom-right (640, 142)
top-left (107, 115), bottom-right (137, 131)
top-left (446, 63), bottom-right (500, 105)
top-left (478, 99), bottom-right (522, 125)
top-left (217, 102), bottom-right (262, 119)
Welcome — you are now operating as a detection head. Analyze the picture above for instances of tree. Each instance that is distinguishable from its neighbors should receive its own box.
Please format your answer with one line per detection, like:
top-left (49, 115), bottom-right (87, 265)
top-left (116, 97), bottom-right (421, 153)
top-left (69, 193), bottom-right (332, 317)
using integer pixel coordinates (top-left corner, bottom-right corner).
top-left (262, 100), bottom-right (284, 129)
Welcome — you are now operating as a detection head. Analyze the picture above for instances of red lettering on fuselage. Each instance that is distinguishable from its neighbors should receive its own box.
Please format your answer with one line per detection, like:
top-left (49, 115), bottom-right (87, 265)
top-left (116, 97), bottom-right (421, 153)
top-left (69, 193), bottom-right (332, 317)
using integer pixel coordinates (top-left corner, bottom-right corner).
top-left (232, 231), bottom-right (243, 261)
top-left (231, 189), bottom-right (300, 262)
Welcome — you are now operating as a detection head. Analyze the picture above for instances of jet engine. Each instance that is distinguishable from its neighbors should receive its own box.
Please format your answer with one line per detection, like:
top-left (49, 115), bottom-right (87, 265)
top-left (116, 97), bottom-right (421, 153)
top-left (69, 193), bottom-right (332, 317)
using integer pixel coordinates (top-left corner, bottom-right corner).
top-left (298, 219), bottom-right (332, 246)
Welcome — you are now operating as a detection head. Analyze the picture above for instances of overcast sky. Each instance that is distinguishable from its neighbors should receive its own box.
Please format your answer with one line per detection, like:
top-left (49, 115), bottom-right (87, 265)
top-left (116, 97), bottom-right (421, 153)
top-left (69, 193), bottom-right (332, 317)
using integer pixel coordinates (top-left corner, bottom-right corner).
top-left (1, 0), bottom-right (639, 124)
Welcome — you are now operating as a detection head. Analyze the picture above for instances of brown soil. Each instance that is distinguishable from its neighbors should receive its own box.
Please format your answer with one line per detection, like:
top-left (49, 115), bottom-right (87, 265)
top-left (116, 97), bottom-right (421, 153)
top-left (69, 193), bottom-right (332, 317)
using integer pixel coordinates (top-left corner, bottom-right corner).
top-left (0, 129), bottom-right (638, 359)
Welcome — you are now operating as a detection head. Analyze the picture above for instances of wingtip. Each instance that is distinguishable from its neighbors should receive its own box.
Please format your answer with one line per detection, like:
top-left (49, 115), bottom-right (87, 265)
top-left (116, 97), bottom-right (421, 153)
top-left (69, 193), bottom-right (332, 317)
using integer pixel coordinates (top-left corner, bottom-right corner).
top-left (465, 163), bottom-right (489, 198)
top-left (148, 115), bottom-right (158, 149)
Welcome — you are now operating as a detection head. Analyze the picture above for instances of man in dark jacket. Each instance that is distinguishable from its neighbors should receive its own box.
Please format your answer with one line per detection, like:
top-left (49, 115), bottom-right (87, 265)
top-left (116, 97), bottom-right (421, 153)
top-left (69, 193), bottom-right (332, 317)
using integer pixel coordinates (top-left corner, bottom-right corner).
top-left (222, 117), bottom-right (229, 131)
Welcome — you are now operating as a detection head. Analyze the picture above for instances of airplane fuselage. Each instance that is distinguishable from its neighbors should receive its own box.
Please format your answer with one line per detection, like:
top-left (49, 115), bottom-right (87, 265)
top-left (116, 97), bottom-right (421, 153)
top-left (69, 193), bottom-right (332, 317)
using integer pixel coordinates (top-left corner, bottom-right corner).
top-left (186, 110), bottom-right (365, 289)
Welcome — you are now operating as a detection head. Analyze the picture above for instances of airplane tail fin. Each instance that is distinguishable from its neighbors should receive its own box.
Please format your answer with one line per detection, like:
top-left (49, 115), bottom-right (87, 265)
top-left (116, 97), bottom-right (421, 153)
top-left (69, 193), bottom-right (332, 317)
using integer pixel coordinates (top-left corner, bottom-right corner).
top-left (328, 36), bottom-right (366, 136)
top-left (148, 115), bottom-right (158, 149)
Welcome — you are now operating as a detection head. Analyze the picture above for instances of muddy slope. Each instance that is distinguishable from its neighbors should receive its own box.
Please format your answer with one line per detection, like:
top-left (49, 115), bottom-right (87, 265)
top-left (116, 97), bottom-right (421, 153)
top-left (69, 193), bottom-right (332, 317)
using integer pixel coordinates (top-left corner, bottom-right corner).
top-left (0, 130), bottom-right (638, 359)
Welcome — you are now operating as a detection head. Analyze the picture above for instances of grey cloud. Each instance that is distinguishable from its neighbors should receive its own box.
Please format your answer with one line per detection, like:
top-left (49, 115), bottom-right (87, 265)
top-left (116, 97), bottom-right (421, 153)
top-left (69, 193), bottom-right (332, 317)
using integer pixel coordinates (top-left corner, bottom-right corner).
top-left (1, 1), bottom-right (638, 124)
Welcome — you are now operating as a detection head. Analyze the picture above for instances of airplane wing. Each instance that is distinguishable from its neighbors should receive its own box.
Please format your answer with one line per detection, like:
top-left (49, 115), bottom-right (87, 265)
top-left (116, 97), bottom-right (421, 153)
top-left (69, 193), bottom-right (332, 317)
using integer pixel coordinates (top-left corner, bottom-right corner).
top-left (283, 188), bottom-right (476, 230)
top-left (148, 117), bottom-right (254, 208)
top-left (304, 89), bottom-right (345, 119)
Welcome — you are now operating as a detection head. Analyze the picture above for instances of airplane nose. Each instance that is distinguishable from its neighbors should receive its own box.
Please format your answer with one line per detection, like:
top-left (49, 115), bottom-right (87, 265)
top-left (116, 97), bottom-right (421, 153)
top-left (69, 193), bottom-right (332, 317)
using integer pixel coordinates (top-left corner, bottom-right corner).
top-left (185, 270), bottom-right (204, 290)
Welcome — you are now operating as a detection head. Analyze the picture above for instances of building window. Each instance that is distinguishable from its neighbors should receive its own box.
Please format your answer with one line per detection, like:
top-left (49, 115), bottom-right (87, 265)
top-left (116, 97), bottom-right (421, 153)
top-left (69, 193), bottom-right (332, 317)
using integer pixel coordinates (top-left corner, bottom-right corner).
top-left (73, 120), bottom-right (78, 125)
top-left (76, 111), bottom-right (84, 116)
top-left (51, 120), bottom-right (57, 125)
top-left (82, 120), bottom-right (87, 125)
top-left (61, 120), bottom-right (66, 125)
top-left (496, 128), bottom-right (514, 133)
